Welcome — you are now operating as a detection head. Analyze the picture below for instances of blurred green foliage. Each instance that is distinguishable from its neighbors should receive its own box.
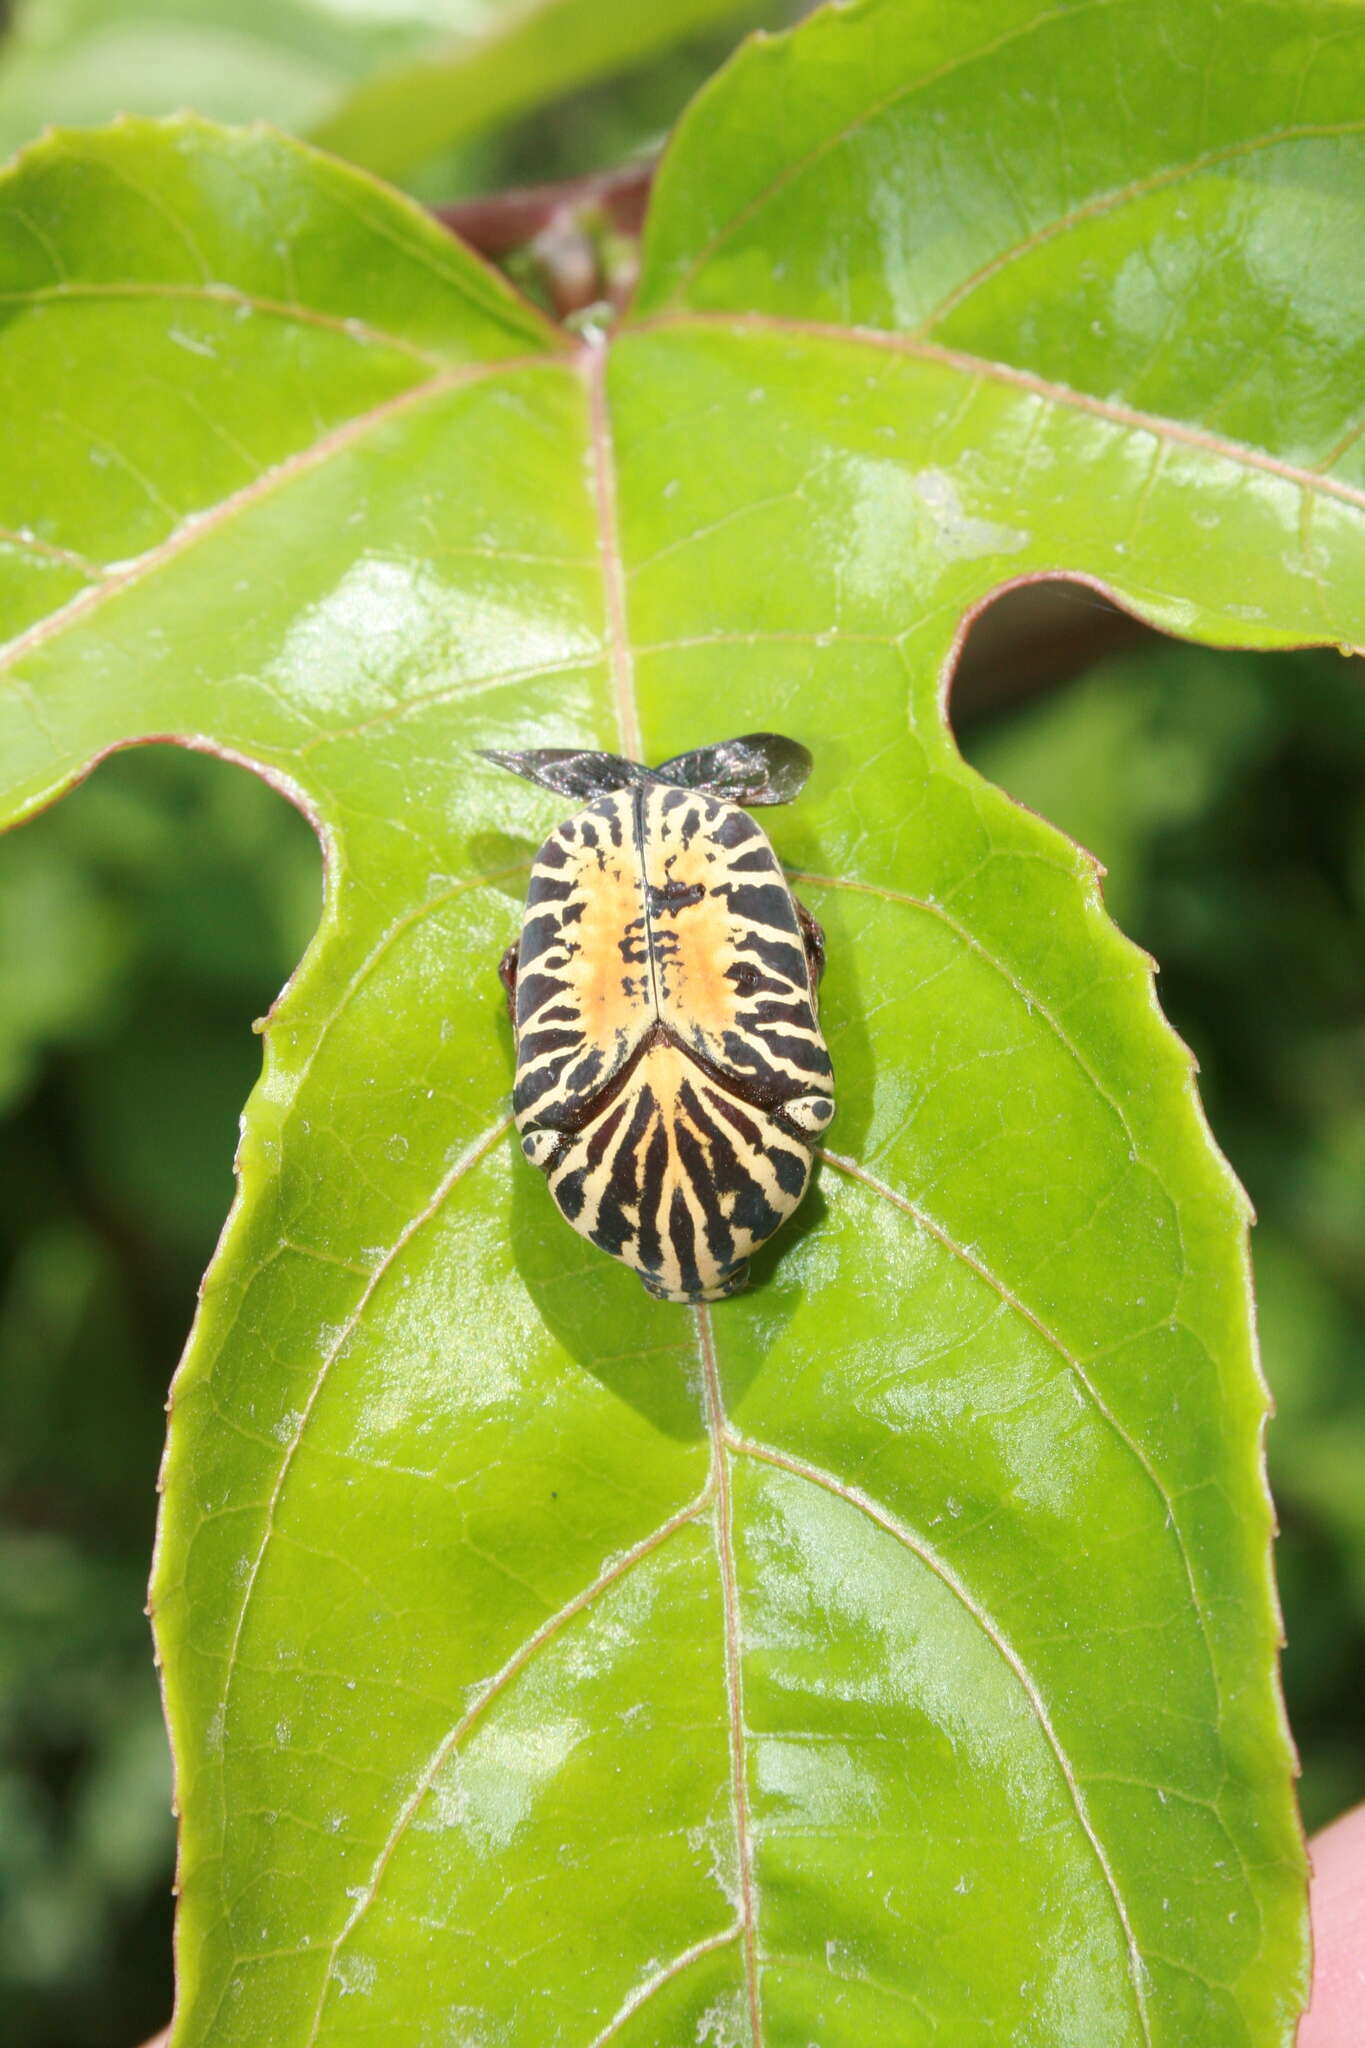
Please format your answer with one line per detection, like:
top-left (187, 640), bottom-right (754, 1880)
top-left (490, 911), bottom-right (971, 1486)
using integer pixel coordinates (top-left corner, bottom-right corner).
top-left (0, 0), bottom-right (789, 190)
top-left (0, 0), bottom-right (799, 202)
top-left (0, 749), bottom-right (320, 2047)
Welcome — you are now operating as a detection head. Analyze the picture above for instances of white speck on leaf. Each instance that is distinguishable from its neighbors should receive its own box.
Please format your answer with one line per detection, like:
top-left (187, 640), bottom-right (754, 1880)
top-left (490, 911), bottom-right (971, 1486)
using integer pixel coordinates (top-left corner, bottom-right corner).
top-left (168, 326), bottom-right (217, 359)
top-left (336, 1954), bottom-right (377, 1998)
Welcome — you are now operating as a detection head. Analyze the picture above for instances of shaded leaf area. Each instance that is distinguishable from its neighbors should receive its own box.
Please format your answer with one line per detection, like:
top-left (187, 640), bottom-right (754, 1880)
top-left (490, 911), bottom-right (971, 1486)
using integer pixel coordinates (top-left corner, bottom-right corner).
top-left (0, 0), bottom-right (776, 191)
top-left (2, 0), bottom-right (1362, 2035)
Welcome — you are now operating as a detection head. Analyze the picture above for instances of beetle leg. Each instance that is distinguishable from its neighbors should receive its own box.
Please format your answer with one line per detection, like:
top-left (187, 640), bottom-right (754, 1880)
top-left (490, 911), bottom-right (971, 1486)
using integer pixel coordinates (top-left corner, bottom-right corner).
top-left (795, 898), bottom-right (826, 987)
top-left (498, 940), bottom-right (519, 1024)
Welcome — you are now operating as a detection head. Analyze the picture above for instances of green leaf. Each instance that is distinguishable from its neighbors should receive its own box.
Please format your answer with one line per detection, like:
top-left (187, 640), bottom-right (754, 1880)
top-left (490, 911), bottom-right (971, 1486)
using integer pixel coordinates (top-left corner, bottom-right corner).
top-left (0, 0), bottom-right (767, 184)
top-left (3, 0), bottom-right (1359, 2032)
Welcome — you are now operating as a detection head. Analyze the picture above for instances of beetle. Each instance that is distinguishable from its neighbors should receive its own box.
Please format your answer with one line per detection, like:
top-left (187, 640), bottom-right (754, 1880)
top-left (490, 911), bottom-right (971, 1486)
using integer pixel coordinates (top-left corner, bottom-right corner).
top-left (482, 732), bottom-right (834, 1304)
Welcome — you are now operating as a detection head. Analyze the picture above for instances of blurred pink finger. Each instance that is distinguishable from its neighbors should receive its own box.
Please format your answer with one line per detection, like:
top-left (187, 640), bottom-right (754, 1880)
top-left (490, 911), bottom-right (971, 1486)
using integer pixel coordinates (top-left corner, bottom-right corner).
top-left (1303, 1802), bottom-right (1365, 2044)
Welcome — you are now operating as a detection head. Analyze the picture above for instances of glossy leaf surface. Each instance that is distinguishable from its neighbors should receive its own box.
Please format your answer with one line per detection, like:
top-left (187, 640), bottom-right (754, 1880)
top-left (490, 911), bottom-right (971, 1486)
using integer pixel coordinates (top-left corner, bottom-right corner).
top-left (3, 0), bottom-right (1359, 2037)
top-left (0, 0), bottom-right (759, 179)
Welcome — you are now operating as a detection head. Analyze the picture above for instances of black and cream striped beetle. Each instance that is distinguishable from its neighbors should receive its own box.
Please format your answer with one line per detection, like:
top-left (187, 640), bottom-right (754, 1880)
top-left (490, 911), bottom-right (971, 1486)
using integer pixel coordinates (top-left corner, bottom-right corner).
top-left (483, 734), bottom-right (834, 1303)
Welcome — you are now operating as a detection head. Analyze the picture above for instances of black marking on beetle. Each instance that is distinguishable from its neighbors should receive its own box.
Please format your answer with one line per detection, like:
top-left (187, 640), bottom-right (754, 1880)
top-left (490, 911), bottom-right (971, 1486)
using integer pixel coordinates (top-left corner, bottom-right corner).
top-left (520, 910), bottom-right (565, 962)
top-left (731, 1171), bottom-right (783, 1239)
top-left (734, 930), bottom-right (806, 981)
top-left (728, 961), bottom-right (765, 996)
top-left (636, 1112), bottom-right (670, 1275)
top-left (701, 1083), bottom-right (764, 1151)
top-left (753, 996), bottom-right (814, 1026)
top-left (724, 880), bottom-right (800, 931)
top-left (514, 1063), bottom-right (563, 1113)
top-left (714, 808), bottom-right (761, 848)
top-left (585, 1096), bottom-right (630, 1171)
top-left (527, 873), bottom-right (573, 906)
top-left (768, 1143), bottom-right (808, 1199)
top-left (517, 971), bottom-right (572, 1016)
top-left (517, 1026), bottom-right (583, 1062)
top-left (555, 1166), bottom-right (588, 1221)
top-left (648, 876), bottom-right (706, 916)
top-left (601, 1086), bottom-right (654, 1225)
top-left (668, 1184), bottom-right (701, 1299)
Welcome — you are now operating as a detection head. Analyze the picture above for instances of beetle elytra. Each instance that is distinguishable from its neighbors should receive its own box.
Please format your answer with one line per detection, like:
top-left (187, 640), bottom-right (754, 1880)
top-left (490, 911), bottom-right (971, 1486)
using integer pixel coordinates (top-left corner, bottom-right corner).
top-left (484, 733), bottom-right (834, 1304)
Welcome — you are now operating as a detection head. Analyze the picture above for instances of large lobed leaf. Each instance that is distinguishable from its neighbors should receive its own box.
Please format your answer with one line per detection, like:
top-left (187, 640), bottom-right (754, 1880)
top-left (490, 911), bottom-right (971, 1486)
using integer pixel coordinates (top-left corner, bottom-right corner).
top-left (3, 0), bottom-right (1362, 2038)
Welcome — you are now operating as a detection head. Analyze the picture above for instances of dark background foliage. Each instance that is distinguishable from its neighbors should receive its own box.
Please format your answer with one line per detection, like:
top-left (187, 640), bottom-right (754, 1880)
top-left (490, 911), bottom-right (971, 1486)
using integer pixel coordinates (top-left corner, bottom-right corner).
top-left (0, 10), bottom-right (1361, 2046)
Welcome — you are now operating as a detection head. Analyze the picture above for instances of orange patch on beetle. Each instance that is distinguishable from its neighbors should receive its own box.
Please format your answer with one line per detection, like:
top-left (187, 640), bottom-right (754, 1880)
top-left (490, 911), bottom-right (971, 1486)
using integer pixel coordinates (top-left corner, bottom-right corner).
top-left (562, 847), bottom-right (650, 1054)
top-left (645, 836), bottom-right (742, 1042)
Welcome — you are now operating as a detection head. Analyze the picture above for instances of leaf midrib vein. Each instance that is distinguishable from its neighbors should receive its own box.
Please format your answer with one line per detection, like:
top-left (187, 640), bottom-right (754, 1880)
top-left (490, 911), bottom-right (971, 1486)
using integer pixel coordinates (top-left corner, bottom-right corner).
top-left (696, 1302), bottom-right (763, 2046)
top-left (586, 335), bottom-right (762, 2040)
top-left (584, 342), bottom-right (640, 759)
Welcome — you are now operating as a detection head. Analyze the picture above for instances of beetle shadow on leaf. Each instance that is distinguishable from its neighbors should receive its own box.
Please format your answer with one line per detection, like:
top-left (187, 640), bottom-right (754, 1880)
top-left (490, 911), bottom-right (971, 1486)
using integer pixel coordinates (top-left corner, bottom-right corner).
top-left (465, 828), bottom-right (535, 897)
top-left (511, 1138), bottom-right (799, 1439)
top-left (510, 1155), bottom-right (713, 1441)
top-left (736, 1175), bottom-right (832, 1310)
top-left (510, 1137), bottom-right (830, 1439)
